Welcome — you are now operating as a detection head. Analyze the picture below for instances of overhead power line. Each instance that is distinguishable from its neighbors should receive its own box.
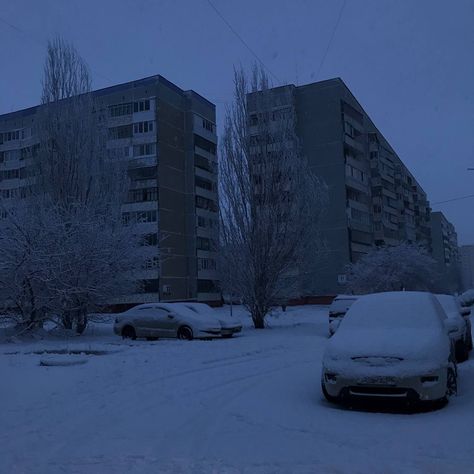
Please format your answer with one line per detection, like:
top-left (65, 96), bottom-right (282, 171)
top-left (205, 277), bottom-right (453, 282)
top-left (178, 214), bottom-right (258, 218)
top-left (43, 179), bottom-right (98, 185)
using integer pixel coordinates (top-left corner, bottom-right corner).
top-left (315, 0), bottom-right (347, 80)
top-left (431, 194), bottom-right (474, 206)
top-left (205, 0), bottom-right (281, 84)
top-left (0, 14), bottom-right (112, 84)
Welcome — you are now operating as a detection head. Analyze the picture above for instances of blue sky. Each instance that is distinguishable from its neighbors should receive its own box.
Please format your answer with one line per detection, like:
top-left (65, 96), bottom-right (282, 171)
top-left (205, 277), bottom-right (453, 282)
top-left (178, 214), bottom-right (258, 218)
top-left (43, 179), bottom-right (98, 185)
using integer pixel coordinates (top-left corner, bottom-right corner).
top-left (1, 0), bottom-right (473, 243)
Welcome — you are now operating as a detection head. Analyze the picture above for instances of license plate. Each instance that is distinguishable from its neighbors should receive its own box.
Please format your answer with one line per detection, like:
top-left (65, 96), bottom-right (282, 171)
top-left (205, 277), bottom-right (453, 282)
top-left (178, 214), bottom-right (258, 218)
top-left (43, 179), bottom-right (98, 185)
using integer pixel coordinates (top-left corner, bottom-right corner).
top-left (358, 376), bottom-right (396, 385)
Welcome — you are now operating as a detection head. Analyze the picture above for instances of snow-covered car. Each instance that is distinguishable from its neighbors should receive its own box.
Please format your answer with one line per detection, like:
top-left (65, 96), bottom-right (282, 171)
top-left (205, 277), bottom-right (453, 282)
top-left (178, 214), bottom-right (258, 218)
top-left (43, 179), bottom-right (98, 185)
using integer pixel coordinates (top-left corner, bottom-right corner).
top-left (459, 289), bottom-right (474, 307)
top-left (321, 291), bottom-right (457, 405)
top-left (179, 302), bottom-right (242, 338)
top-left (328, 295), bottom-right (358, 336)
top-left (113, 303), bottom-right (222, 340)
top-left (435, 294), bottom-right (471, 362)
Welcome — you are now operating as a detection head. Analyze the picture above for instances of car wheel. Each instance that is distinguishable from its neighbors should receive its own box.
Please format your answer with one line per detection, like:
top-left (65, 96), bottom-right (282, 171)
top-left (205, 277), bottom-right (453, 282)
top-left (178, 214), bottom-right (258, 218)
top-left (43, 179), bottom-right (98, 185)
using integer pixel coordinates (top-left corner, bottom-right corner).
top-left (321, 383), bottom-right (338, 404)
top-left (446, 367), bottom-right (457, 398)
top-left (122, 326), bottom-right (136, 340)
top-left (455, 340), bottom-right (469, 363)
top-left (177, 326), bottom-right (193, 341)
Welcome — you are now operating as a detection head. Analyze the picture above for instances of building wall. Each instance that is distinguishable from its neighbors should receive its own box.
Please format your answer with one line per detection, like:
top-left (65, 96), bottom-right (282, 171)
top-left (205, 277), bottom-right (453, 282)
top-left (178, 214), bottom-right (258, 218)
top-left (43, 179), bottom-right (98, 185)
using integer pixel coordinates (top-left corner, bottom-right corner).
top-left (460, 245), bottom-right (474, 290)
top-left (0, 74), bottom-right (220, 305)
top-left (247, 77), bottom-right (433, 296)
top-left (431, 211), bottom-right (461, 292)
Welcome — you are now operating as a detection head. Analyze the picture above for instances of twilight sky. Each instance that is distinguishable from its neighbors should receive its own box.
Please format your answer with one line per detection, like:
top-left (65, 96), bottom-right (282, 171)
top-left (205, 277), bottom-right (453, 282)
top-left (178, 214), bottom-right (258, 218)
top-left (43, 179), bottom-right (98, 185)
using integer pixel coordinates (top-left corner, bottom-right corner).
top-left (1, 0), bottom-right (473, 243)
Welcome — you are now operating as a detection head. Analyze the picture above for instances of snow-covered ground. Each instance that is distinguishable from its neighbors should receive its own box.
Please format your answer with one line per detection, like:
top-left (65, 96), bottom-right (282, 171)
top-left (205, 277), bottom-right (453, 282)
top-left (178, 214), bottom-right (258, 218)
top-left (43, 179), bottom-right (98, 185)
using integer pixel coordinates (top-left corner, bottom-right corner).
top-left (1, 305), bottom-right (474, 473)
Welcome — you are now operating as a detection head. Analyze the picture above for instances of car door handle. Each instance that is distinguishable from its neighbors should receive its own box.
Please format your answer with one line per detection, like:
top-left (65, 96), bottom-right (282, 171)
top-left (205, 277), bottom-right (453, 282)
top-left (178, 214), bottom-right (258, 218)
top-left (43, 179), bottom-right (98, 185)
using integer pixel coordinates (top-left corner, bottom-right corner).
top-left (168, 315), bottom-right (175, 319)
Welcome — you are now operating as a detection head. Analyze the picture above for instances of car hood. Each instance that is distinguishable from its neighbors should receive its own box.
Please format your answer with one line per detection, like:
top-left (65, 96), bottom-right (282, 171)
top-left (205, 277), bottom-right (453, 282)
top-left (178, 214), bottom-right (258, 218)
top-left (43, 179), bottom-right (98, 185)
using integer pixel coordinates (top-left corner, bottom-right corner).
top-left (323, 328), bottom-right (450, 377)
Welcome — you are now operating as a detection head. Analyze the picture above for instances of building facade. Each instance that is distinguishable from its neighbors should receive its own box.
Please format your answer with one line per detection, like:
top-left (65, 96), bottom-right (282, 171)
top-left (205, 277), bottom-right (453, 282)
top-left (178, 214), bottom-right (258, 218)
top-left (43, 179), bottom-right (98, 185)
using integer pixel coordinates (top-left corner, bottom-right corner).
top-left (430, 211), bottom-right (460, 292)
top-left (460, 245), bottom-right (474, 291)
top-left (0, 75), bottom-right (220, 305)
top-left (248, 78), bottom-right (432, 295)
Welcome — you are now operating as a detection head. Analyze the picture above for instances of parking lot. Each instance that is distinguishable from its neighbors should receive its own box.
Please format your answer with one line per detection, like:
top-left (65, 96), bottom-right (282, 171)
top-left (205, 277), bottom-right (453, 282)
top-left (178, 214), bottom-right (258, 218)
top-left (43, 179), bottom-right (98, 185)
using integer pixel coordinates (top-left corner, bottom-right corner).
top-left (2, 305), bottom-right (474, 474)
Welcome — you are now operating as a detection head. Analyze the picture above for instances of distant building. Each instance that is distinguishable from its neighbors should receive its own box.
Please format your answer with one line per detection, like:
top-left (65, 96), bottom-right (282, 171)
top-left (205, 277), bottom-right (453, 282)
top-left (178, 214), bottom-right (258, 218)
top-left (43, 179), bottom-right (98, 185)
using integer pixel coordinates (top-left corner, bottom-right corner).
top-left (0, 75), bottom-right (220, 305)
top-left (430, 211), bottom-right (460, 292)
top-left (248, 78), bottom-right (432, 296)
top-left (460, 245), bottom-right (474, 291)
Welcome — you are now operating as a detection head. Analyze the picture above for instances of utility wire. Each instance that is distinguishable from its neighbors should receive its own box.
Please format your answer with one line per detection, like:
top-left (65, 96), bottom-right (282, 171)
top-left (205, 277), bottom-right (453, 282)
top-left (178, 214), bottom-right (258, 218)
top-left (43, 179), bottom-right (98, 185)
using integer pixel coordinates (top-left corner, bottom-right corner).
top-left (315, 0), bottom-right (347, 80)
top-left (431, 194), bottom-right (474, 206)
top-left (205, 0), bottom-right (281, 84)
top-left (0, 14), bottom-right (112, 84)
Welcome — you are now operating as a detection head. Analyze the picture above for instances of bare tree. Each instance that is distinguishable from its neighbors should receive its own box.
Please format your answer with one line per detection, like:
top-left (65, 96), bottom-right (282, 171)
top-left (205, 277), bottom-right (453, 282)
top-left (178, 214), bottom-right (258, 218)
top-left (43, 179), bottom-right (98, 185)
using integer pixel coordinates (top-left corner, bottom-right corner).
top-left (344, 242), bottom-right (439, 294)
top-left (0, 37), bottom-right (142, 333)
top-left (219, 66), bottom-right (326, 328)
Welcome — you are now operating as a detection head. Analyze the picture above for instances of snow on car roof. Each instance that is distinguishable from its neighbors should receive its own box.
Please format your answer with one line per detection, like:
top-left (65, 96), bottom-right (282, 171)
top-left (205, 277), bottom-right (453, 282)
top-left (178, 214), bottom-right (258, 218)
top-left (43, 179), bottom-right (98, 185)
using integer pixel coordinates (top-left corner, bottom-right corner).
top-left (341, 291), bottom-right (444, 330)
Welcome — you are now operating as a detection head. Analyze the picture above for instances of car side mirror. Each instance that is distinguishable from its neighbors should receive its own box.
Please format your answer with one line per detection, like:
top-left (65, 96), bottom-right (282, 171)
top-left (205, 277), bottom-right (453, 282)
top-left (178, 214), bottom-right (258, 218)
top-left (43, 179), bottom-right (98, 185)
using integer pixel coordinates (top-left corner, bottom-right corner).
top-left (460, 307), bottom-right (471, 317)
top-left (329, 319), bottom-right (341, 335)
top-left (444, 319), bottom-right (458, 335)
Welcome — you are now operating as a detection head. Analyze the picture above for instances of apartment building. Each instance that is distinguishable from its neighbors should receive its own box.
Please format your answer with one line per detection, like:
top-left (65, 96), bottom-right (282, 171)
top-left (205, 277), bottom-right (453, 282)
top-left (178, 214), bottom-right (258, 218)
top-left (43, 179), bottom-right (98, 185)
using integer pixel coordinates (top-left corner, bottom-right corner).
top-left (248, 78), bottom-right (431, 295)
top-left (0, 75), bottom-right (220, 305)
top-left (431, 211), bottom-right (460, 292)
top-left (460, 245), bottom-right (474, 291)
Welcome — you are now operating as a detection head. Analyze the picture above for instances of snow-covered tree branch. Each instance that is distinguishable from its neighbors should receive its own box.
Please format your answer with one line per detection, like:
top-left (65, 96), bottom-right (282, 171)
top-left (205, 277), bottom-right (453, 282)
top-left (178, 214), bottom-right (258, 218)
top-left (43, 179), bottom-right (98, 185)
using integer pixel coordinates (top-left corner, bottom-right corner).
top-left (0, 37), bottom-right (142, 333)
top-left (344, 242), bottom-right (439, 295)
top-left (219, 65), bottom-right (327, 329)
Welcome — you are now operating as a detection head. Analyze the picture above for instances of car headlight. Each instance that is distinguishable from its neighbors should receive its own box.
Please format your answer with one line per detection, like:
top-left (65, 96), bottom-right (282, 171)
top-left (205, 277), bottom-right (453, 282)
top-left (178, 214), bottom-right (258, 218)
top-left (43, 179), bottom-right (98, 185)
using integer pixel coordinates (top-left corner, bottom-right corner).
top-left (324, 372), bottom-right (338, 383)
top-left (420, 375), bottom-right (439, 385)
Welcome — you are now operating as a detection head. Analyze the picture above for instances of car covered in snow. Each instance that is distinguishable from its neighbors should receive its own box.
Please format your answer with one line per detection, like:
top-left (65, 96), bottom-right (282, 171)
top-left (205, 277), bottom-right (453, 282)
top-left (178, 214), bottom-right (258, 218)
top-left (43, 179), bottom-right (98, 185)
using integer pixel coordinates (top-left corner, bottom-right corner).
top-left (328, 295), bottom-right (358, 336)
top-left (435, 294), bottom-right (471, 362)
top-left (178, 302), bottom-right (242, 338)
top-left (113, 303), bottom-right (222, 340)
top-left (321, 291), bottom-right (457, 405)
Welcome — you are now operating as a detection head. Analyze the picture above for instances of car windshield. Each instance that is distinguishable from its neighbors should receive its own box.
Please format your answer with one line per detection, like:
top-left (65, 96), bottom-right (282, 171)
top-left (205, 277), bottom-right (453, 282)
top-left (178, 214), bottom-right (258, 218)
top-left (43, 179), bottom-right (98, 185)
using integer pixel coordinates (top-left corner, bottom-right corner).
top-left (435, 295), bottom-right (459, 315)
top-left (341, 292), bottom-right (443, 331)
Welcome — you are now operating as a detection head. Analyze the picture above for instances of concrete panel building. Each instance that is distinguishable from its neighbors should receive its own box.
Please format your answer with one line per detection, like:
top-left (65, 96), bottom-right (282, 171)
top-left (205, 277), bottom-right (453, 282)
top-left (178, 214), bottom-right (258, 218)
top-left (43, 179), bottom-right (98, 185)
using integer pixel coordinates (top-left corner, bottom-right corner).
top-left (0, 75), bottom-right (219, 305)
top-left (460, 245), bottom-right (474, 291)
top-left (248, 78), bottom-right (431, 296)
top-left (430, 211), bottom-right (460, 292)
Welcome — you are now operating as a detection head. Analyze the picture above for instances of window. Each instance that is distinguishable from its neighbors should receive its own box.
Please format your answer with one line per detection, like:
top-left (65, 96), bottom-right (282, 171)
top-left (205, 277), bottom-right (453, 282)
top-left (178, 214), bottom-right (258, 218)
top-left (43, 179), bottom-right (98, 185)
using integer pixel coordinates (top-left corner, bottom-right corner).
top-left (134, 100), bottom-right (151, 113)
top-left (345, 164), bottom-right (367, 184)
top-left (126, 188), bottom-right (158, 203)
top-left (143, 257), bottom-right (159, 269)
top-left (141, 278), bottom-right (159, 293)
top-left (0, 168), bottom-right (21, 180)
top-left (197, 279), bottom-right (218, 293)
top-left (128, 166), bottom-right (157, 181)
top-left (196, 216), bottom-right (217, 229)
top-left (109, 103), bottom-right (132, 117)
top-left (194, 135), bottom-right (216, 154)
top-left (195, 176), bottom-right (213, 191)
top-left (197, 258), bottom-right (216, 271)
top-left (108, 146), bottom-right (131, 159)
top-left (133, 143), bottom-right (156, 157)
top-left (122, 210), bottom-right (157, 225)
top-left (1, 130), bottom-right (21, 142)
top-left (196, 237), bottom-right (216, 251)
top-left (350, 208), bottom-right (370, 225)
top-left (133, 121), bottom-right (154, 134)
top-left (202, 118), bottom-right (215, 133)
top-left (195, 154), bottom-right (211, 171)
top-left (142, 233), bottom-right (158, 246)
top-left (1, 189), bottom-right (18, 199)
top-left (195, 196), bottom-right (217, 212)
top-left (109, 124), bottom-right (133, 139)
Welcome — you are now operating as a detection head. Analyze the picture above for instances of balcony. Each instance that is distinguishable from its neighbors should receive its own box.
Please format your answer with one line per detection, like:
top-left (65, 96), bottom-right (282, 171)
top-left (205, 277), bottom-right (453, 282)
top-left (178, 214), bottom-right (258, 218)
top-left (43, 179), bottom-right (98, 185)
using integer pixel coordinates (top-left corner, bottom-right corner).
top-left (344, 134), bottom-right (365, 154)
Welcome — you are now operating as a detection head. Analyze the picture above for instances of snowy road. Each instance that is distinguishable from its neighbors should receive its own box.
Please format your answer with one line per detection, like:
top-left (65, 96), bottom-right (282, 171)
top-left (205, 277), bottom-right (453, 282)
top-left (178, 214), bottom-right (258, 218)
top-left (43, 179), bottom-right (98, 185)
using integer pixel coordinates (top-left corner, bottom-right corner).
top-left (1, 306), bottom-right (474, 473)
